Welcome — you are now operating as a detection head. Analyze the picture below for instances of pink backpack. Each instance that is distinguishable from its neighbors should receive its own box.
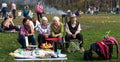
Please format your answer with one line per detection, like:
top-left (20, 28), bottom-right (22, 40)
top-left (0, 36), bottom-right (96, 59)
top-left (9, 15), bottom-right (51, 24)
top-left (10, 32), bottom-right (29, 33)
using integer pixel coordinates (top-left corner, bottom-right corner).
top-left (103, 36), bottom-right (120, 58)
top-left (85, 41), bottom-right (110, 60)
top-left (36, 4), bottom-right (43, 13)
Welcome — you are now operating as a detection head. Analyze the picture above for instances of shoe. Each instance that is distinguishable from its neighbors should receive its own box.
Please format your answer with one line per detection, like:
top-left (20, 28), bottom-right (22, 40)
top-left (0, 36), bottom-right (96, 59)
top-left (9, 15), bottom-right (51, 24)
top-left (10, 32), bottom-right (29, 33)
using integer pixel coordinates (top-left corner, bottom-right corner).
top-left (80, 47), bottom-right (85, 53)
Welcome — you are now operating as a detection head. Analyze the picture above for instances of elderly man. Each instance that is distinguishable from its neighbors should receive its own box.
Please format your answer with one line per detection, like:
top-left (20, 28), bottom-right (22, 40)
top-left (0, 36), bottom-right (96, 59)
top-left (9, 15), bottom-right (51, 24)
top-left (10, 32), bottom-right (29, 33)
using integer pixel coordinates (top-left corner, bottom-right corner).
top-left (65, 14), bottom-right (84, 53)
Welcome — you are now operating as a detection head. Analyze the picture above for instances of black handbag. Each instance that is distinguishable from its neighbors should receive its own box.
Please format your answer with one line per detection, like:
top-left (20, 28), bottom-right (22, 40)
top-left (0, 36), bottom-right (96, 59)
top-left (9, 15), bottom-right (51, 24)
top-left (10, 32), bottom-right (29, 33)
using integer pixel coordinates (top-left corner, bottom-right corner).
top-left (84, 50), bottom-right (92, 60)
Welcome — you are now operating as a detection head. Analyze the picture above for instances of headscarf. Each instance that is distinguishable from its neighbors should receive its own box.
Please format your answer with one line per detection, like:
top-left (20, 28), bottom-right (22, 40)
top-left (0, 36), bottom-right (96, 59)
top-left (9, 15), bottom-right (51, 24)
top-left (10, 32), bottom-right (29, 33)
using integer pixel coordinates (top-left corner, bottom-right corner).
top-left (52, 16), bottom-right (60, 29)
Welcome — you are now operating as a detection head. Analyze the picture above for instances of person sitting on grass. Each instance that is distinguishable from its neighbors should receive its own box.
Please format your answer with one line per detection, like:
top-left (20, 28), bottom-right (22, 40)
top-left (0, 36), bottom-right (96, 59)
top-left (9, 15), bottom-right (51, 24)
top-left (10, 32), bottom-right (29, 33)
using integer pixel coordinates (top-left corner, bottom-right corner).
top-left (37, 16), bottom-right (50, 48)
top-left (65, 14), bottom-right (85, 53)
top-left (74, 9), bottom-right (83, 17)
top-left (23, 5), bottom-right (29, 18)
top-left (17, 17), bottom-right (36, 49)
top-left (2, 15), bottom-right (19, 31)
top-left (28, 10), bottom-right (34, 18)
top-left (50, 16), bottom-right (64, 51)
top-left (29, 17), bottom-right (40, 31)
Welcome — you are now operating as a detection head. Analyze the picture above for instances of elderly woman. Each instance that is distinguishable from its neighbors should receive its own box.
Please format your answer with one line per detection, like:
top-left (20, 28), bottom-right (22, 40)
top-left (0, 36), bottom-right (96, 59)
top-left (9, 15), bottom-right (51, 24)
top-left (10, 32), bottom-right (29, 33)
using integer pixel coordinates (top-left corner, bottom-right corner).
top-left (37, 16), bottom-right (50, 48)
top-left (65, 15), bottom-right (84, 53)
top-left (50, 16), bottom-right (64, 51)
top-left (18, 17), bottom-right (36, 49)
top-left (51, 16), bottom-right (64, 38)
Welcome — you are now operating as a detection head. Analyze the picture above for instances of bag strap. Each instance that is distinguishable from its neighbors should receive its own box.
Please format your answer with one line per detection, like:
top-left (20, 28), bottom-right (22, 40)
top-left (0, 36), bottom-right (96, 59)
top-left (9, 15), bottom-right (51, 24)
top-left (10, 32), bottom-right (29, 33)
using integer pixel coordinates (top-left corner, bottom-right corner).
top-left (103, 42), bottom-right (110, 59)
top-left (104, 36), bottom-right (120, 58)
top-left (109, 36), bottom-right (120, 58)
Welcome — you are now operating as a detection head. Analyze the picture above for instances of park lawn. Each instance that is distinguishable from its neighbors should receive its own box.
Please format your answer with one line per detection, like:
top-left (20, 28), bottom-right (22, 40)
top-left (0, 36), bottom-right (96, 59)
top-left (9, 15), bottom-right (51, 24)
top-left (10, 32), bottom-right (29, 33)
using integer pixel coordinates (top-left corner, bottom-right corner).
top-left (0, 14), bottom-right (120, 62)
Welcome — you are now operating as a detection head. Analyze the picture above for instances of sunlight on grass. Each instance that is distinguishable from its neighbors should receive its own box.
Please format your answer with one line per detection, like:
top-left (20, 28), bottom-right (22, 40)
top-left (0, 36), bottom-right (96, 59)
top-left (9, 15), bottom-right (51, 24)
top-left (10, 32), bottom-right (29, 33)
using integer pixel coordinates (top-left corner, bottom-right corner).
top-left (0, 14), bottom-right (120, 62)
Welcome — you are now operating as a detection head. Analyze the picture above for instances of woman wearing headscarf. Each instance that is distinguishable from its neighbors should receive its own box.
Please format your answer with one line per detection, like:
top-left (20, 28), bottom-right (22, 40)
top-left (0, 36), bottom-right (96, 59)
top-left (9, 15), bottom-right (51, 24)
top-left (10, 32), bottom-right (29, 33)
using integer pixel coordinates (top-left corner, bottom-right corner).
top-left (50, 16), bottom-right (64, 38)
top-left (37, 16), bottom-right (50, 48)
top-left (50, 16), bottom-right (64, 51)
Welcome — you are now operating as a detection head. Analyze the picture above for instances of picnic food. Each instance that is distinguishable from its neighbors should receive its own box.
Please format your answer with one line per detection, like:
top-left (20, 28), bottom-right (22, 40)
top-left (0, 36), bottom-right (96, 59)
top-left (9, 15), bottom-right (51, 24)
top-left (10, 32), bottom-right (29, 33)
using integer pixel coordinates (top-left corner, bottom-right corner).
top-left (9, 48), bottom-right (56, 58)
top-left (41, 43), bottom-right (52, 49)
top-left (9, 52), bottom-right (23, 58)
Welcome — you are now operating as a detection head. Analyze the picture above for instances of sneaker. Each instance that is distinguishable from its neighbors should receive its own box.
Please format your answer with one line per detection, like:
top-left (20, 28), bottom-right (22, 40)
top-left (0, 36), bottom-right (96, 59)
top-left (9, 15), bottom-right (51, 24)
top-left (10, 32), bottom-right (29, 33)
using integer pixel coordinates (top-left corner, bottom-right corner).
top-left (11, 29), bottom-right (16, 32)
top-left (80, 47), bottom-right (85, 53)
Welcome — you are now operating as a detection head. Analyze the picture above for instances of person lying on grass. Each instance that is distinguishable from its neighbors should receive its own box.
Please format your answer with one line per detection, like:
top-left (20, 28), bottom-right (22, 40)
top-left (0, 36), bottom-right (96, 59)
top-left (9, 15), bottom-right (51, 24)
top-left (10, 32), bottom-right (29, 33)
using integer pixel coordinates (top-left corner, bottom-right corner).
top-left (2, 15), bottom-right (19, 31)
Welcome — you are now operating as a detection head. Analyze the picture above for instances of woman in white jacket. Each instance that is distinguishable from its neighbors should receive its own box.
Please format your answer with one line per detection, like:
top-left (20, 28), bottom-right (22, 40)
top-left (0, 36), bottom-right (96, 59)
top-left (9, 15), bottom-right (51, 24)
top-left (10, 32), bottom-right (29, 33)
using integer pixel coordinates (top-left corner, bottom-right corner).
top-left (29, 17), bottom-right (40, 31)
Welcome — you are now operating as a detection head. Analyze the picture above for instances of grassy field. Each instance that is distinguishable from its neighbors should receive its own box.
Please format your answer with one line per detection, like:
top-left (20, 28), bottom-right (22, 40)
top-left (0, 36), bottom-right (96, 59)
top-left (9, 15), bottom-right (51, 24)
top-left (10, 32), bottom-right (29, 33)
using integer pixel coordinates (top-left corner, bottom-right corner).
top-left (0, 14), bottom-right (120, 62)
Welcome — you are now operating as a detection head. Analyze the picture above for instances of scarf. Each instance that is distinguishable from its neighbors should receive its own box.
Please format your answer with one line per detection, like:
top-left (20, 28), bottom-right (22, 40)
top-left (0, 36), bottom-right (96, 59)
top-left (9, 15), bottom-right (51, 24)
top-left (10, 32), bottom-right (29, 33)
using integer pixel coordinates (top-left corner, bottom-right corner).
top-left (53, 23), bottom-right (60, 29)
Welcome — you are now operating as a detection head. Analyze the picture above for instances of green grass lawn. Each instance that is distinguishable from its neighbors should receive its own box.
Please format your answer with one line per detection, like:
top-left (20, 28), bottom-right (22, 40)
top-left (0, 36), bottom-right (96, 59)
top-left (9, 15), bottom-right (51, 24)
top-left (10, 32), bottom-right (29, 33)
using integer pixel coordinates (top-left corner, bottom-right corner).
top-left (0, 14), bottom-right (120, 62)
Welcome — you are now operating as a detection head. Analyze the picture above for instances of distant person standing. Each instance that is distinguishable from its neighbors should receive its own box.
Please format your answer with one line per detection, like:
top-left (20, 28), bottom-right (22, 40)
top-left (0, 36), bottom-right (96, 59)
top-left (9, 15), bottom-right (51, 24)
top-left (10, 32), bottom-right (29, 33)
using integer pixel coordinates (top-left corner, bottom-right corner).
top-left (1, 3), bottom-right (7, 18)
top-left (11, 3), bottom-right (16, 19)
top-left (116, 5), bottom-right (119, 14)
top-left (36, 2), bottom-right (43, 22)
top-left (18, 10), bottom-right (22, 18)
top-left (28, 10), bottom-right (34, 18)
top-left (67, 10), bottom-right (72, 17)
top-left (23, 5), bottom-right (29, 18)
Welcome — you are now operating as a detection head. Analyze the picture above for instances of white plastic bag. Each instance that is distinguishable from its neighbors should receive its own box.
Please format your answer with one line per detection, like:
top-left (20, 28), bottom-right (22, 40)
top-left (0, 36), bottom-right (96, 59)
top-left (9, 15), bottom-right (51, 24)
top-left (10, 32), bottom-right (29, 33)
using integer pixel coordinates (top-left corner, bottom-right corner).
top-left (25, 36), bottom-right (29, 46)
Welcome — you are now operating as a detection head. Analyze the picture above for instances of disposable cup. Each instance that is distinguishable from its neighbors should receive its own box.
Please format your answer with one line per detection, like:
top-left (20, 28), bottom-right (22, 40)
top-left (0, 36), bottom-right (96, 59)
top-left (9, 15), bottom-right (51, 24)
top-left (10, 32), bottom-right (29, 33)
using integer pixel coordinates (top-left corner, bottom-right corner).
top-left (57, 49), bottom-right (61, 54)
